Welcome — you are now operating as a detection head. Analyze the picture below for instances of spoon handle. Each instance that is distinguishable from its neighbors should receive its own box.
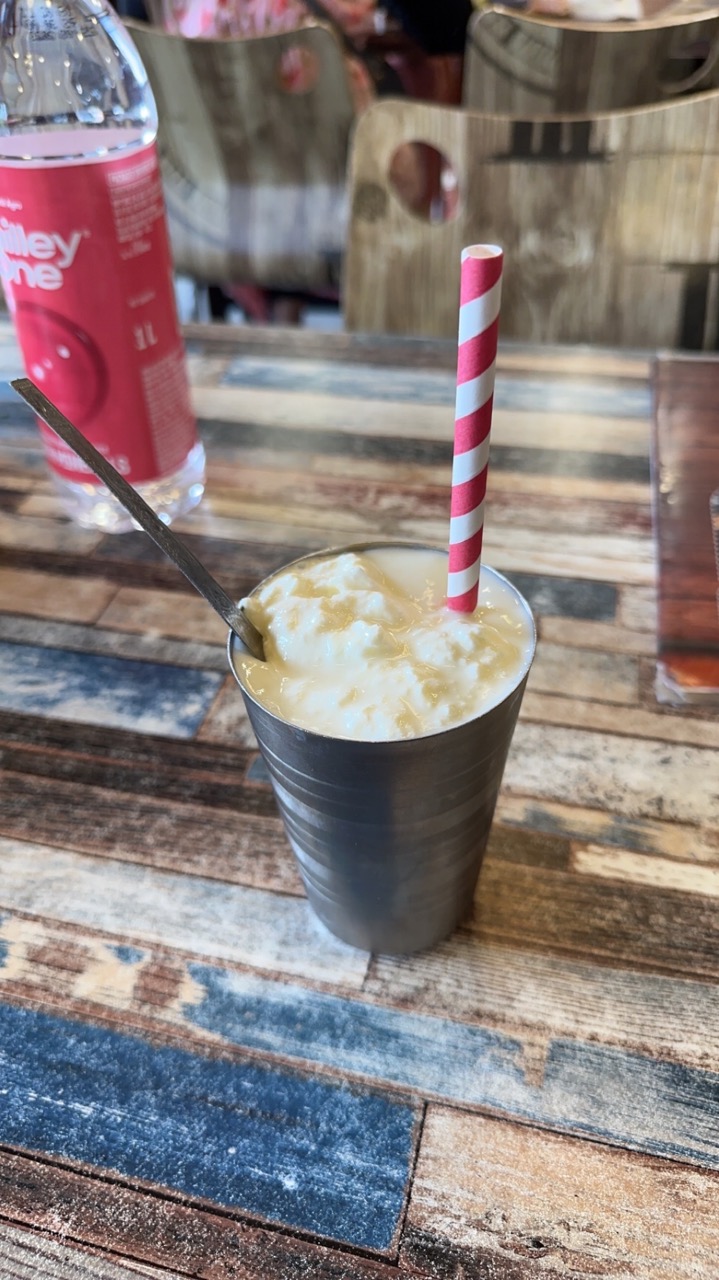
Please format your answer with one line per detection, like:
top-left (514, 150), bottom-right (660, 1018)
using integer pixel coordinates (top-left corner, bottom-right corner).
top-left (12, 377), bottom-right (265, 661)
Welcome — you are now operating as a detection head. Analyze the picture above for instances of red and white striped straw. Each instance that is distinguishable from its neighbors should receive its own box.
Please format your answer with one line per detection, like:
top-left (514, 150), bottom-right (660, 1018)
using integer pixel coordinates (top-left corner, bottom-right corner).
top-left (447, 244), bottom-right (503, 612)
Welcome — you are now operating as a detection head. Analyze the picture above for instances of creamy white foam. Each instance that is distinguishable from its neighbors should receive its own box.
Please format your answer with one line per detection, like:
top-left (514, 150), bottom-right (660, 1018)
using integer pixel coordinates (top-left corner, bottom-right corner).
top-left (237, 546), bottom-right (534, 742)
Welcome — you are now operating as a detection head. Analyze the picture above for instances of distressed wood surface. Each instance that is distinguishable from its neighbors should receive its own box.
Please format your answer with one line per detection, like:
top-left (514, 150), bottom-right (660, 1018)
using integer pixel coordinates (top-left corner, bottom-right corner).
top-left (1, 320), bottom-right (718, 1276)
top-left (403, 1107), bottom-right (719, 1279)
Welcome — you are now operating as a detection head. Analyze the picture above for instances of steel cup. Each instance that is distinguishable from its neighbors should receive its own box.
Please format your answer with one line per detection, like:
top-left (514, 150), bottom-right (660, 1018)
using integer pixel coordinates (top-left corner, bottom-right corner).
top-left (227, 543), bottom-right (535, 954)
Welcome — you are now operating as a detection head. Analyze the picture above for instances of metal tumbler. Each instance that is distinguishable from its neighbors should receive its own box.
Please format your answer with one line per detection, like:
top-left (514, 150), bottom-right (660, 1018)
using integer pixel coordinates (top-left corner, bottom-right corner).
top-left (227, 543), bottom-right (535, 955)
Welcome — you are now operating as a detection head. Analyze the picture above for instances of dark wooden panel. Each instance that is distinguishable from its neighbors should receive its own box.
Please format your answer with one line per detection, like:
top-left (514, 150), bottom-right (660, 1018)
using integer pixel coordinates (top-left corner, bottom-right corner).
top-left (0, 1153), bottom-right (405, 1279)
top-left (652, 355), bottom-right (719, 702)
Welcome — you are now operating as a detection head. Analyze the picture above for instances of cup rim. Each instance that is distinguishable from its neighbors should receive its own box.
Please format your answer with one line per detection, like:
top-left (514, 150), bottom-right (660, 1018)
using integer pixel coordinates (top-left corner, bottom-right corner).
top-left (227, 539), bottom-right (537, 744)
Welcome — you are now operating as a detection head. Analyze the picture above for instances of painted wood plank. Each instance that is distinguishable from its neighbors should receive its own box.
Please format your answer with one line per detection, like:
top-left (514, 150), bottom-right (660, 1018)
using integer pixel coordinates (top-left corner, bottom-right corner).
top-left (496, 793), bottom-right (719, 865)
top-left (183, 494), bottom-right (655, 587)
top-left (5, 908), bottom-right (719, 1075)
top-left (0, 335), bottom-right (22, 374)
top-left (221, 356), bottom-right (460, 405)
top-left (0, 1154), bottom-right (402, 1280)
top-left (504, 722), bottom-right (719, 827)
top-left (618, 584), bottom-right (658, 632)
top-left (182, 494), bottom-right (387, 550)
top-left (486, 542), bottom-right (654, 588)
top-left (316, 456), bottom-right (651, 505)
top-left (502, 572), bottom-right (617, 622)
top-left (304, 434), bottom-right (645, 488)
top-left (181, 320), bottom-right (650, 379)
top-left (572, 846), bottom-right (719, 896)
top-left (0, 711), bottom-right (272, 818)
top-left (175, 508), bottom-right (332, 550)
top-left (0, 612), bottom-right (226, 672)
top-left (206, 466), bottom-right (650, 540)
top-left (0, 492), bottom-right (23, 519)
top-left (520, 690), bottom-right (719, 749)
top-left (0, 838), bottom-right (367, 985)
top-left (4, 504), bottom-right (654, 593)
top-left (0, 641), bottom-right (223, 737)
top-left (220, 355), bottom-right (651, 423)
top-left (184, 321), bottom-right (461, 371)
top-left (98, 587), bottom-right (228, 646)
top-left (539, 615), bottom-right (655, 656)
top-left (21, 687), bottom-right (707, 919)
top-left (0, 1223), bottom-right (175, 1280)
top-left (199, 494), bottom-right (653, 594)
top-left (196, 674), bottom-right (258, 746)
top-left (176, 495), bottom-right (410, 561)
top-left (0, 395), bottom-right (46, 439)
top-left (527, 643), bottom-right (638, 705)
top-left (185, 350), bottom-right (236, 389)
top-left (467, 857), bottom-right (719, 977)
top-left (403, 1108), bottom-right (719, 1279)
top-left (483, 524), bottom-right (655, 571)
top-left (2, 913), bottom-right (719, 1171)
top-left (467, 491), bottom-right (651, 540)
top-left (90, 527), bottom-right (299, 589)
top-left (365, 936), bottom-right (719, 1069)
top-left (167, 505), bottom-right (633, 580)
top-left (178, 966), bottom-right (719, 1166)
top-left (0, 1001), bottom-right (418, 1252)
top-left (489, 475), bottom-right (651, 513)
top-left (0, 513), bottom-right (103, 554)
top-left (0, 771), bottom-right (297, 889)
top-left (184, 972), bottom-right (719, 1168)
top-left (0, 913), bottom-right (211, 1017)
top-left (0, 526), bottom-right (265, 608)
top-left (495, 346), bottom-right (650, 380)
top-left (197, 413), bottom-right (653, 481)
top-left (194, 386), bottom-right (651, 453)
top-left (0, 567), bottom-right (116, 623)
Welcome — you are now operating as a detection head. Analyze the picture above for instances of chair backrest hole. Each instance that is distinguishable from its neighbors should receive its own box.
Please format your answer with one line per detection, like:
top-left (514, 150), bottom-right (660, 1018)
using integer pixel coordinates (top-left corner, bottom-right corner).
top-left (388, 142), bottom-right (459, 223)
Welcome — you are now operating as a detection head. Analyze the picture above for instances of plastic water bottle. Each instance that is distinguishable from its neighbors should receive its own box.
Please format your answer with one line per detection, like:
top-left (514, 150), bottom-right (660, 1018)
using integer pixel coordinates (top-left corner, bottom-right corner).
top-left (0, 0), bottom-right (205, 531)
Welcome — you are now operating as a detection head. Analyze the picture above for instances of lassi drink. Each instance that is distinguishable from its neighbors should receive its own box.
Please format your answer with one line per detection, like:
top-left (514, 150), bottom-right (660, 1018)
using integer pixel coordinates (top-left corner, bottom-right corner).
top-left (228, 542), bottom-right (535, 954)
top-left (236, 545), bottom-right (533, 742)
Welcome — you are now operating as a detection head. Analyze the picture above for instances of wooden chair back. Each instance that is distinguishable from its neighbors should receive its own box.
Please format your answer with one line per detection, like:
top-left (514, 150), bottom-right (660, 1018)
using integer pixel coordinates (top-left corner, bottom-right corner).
top-left (343, 92), bottom-right (719, 348)
top-left (124, 20), bottom-right (356, 293)
top-left (463, 6), bottom-right (719, 115)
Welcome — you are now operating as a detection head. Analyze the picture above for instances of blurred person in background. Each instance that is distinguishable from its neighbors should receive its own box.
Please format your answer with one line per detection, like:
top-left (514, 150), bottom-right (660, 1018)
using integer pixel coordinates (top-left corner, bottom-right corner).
top-left (157, 0), bottom-right (377, 106)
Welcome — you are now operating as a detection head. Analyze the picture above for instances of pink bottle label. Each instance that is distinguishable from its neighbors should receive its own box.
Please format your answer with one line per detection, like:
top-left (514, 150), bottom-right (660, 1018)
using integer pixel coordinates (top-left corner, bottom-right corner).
top-left (0, 140), bottom-right (198, 485)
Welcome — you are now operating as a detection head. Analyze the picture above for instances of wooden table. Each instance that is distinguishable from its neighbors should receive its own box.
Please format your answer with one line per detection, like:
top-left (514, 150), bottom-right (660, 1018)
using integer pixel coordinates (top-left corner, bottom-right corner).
top-left (0, 321), bottom-right (718, 1278)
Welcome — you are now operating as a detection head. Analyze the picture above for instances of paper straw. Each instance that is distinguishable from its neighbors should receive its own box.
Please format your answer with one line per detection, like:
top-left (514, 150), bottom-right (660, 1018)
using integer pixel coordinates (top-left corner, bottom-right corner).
top-left (447, 245), bottom-right (503, 613)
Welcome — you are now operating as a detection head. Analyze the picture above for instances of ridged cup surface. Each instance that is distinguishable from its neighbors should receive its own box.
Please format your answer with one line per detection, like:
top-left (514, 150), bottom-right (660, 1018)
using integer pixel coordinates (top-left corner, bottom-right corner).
top-left (228, 543), bottom-right (535, 954)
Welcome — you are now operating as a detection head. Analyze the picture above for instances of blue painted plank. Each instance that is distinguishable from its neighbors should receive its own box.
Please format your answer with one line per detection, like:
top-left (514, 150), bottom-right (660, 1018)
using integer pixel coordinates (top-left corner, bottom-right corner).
top-left (0, 1002), bottom-right (417, 1251)
top-left (200, 417), bottom-right (648, 480)
top-left (222, 356), bottom-right (458, 404)
top-left (0, 641), bottom-right (222, 738)
top-left (220, 357), bottom-right (651, 418)
top-left (502, 572), bottom-right (618, 623)
top-left (109, 944), bottom-right (147, 965)
top-left (540, 1041), bottom-right (719, 1163)
top-left (183, 966), bottom-right (719, 1171)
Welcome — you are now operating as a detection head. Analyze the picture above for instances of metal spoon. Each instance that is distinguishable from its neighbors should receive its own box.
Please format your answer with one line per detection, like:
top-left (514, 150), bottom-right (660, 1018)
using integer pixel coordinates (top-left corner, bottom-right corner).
top-left (12, 377), bottom-right (265, 661)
